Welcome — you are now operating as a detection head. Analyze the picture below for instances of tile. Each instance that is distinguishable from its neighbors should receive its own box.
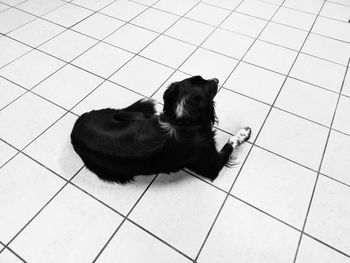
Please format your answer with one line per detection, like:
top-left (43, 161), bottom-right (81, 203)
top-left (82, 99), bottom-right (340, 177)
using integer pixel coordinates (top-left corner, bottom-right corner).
top-left (0, 154), bottom-right (64, 243)
top-left (165, 18), bottom-right (214, 45)
top-left (185, 3), bottom-right (230, 26)
top-left (202, 28), bottom-right (254, 59)
top-left (272, 7), bottom-right (316, 31)
top-left (0, 0), bottom-right (24, 5)
top-left (101, 0), bottom-right (146, 21)
top-left (275, 78), bottom-right (338, 126)
top-left (333, 96), bottom-right (350, 135)
top-left (104, 24), bottom-right (158, 53)
top-left (0, 140), bottom-right (17, 167)
top-left (320, 2), bottom-right (350, 22)
top-left (154, 0), bottom-right (199, 16)
top-left (0, 8), bottom-right (35, 34)
top-left (306, 176), bottom-right (350, 255)
top-left (312, 16), bottom-right (350, 43)
top-left (24, 113), bottom-right (83, 180)
top-left (0, 77), bottom-right (25, 109)
top-left (72, 81), bottom-right (143, 116)
top-left (110, 56), bottom-right (174, 97)
top-left (329, 0), bottom-right (350, 6)
top-left (214, 88), bottom-right (270, 142)
top-left (132, 0), bottom-right (158, 5)
top-left (72, 13), bottom-right (124, 40)
top-left (244, 40), bottom-right (298, 74)
top-left (224, 62), bottom-right (284, 104)
top-left (72, 0), bottom-right (115, 11)
top-left (343, 71), bottom-right (350, 97)
top-left (198, 197), bottom-right (300, 263)
top-left (232, 146), bottom-right (316, 229)
top-left (141, 35), bottom-right (196, 68)
top-left (33, 64), bottom-right (103, 109)
top-left (8, 18), bottom-right (65, 47)
top-left (0, 36), bottom-right (31, 68)
top-left (10, 184), bottom-right (123, 263)
top-left (130, 172), bottom-right (225, 258)
top-left (0, 249), bottom-right (24, 263)
top-left (97, 221), bottom-right (191, 263)
top-left (290, 53), bottom-right (346, 93)
top-left (72, 42), bottom-right (134, 78)
top-left (302, 33), bottom-right (350, 66)
top-left (73, 168), bottom-right (154, 215)
top-left (151, 71), bottom-right (190, 102)
top-left (256, 108), bottom-right (329, 170)
top-left (191, 129), bottom-right (252, 192)
top-left (297, 235), bottom-right (350, 263)
top-left (221, 12), bottom-right (267, 38)
top-left (202, 0), bottom-right (241, 10)
top-left (39, 30), bottom-right (97, 62)
top-left (237, 0), bottom-right (279, 20)
top-left (43, 3), bottom-right (92, 28)
top-left (283, 0), bottom-right (324, 14)
top-left (0, 92), bottom-right (64, 149)
top-left (0, 3), bottom-right (8, 12)
top-left (17, 0), bottom-right (63, 16)
top-left (322, 130), bottom-right (350, 186)
top-left (263, 0), bottom-right (284, 4)
top-left (0, 49), bottom-right (65, 89)
top-left (180, 48), bottom-right (238, 82)
top-left (259, 22), bottom-right (308, 51)
top-left (131, 7), bottom-right (179, 33)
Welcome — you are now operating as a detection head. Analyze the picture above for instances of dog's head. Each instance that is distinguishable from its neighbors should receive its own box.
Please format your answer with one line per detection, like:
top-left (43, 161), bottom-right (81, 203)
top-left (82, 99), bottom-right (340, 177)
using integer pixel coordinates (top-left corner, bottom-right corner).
top-left (163, 76), bottom-right (218, 125)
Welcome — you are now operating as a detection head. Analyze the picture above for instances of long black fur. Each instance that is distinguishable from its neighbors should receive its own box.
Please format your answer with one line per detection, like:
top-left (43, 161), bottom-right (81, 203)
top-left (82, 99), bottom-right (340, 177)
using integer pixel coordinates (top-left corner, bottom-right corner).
top-left (71, 76), bottom-right (236, 184)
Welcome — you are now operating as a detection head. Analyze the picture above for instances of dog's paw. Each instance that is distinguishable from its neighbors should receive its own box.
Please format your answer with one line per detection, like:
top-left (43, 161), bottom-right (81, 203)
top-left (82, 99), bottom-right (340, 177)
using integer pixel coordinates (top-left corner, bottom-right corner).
top-left (229, 127), bottom-right (251, 147)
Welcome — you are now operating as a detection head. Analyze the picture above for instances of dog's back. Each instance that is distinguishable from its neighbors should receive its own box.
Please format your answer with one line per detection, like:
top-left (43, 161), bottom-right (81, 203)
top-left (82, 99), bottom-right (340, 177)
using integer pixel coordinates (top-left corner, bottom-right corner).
top-left (71, 107), bottom-right (196, 183)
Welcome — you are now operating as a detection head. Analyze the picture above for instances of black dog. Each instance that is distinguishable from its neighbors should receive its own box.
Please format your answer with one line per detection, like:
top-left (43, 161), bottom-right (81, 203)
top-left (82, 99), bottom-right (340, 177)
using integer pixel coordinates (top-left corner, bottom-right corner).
top-left (71, 76), bottom-right (251, 183)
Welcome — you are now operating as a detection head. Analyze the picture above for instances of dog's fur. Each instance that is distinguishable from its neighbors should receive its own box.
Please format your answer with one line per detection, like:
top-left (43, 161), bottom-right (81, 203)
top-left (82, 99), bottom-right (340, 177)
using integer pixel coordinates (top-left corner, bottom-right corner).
top-left (71, 76), bottom-right (250, 183)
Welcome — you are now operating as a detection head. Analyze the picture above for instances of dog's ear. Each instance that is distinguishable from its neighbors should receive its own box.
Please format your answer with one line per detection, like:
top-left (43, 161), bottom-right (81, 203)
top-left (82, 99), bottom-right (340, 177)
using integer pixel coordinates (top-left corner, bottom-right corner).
top-left (163, 83), bottom-right (179, 115)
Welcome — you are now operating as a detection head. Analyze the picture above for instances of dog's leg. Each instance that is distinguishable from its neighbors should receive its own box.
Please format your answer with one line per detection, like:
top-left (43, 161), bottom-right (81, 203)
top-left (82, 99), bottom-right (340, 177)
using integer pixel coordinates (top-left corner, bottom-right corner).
top-left (228, 127), bottom-right (251, 149)
top-left (218, 127), bottom-right (251, 168)
top-left (187, 127), bottom-right (251, 181)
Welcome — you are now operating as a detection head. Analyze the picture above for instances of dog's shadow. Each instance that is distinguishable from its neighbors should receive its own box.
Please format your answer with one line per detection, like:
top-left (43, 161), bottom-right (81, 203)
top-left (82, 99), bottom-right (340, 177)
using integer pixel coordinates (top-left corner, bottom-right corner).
top-left (137, 170), bottom-right (193, 187)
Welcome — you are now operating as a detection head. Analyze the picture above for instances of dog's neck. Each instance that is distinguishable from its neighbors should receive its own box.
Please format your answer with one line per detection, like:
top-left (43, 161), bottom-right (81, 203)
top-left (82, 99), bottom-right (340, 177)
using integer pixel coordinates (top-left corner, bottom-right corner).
top-left (157, 114), bottom-right (179, 138)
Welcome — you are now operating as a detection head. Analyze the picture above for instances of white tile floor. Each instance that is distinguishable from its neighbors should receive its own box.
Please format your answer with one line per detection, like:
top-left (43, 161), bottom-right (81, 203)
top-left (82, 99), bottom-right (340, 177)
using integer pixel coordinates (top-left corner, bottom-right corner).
top-left (0, 0), bottom-right (349, 262)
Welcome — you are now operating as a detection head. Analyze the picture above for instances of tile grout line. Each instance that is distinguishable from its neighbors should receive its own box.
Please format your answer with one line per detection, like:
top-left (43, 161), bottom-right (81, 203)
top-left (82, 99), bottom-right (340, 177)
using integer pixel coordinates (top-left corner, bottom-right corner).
top-left (0, 0), bottom-right (130, 113)
top-left (0, 245), bottom-right (27, 263)
top-left (89, 173), bottom-right (162, 263)
top-left (203, 0), bottom-right (350, 24)
top-left (69, 174), bottom-right (195, 263)
top-left (193, 0), bottom-right (292, 258)
top-left (2, 29), bottom-right (350, 139)
top-left (303, 232), bottom-right (350, 258)
top-left (0, 0), bottom-right (175, 156)
top-left (88, 0), bottom-right (214, 261)
top-left (0, 0), bottom-right (68, 35)
top-left (2, 165), bottom-right (85, 256)
top-left (1, 0), bottom-right (348, 260)
top-left (2, 28), bottom-right (350, 117)
top-left (1, 35), bottom-right (350, 187)
top-left (3, 0), bottom-right (350, 48)
top-left (292, 56), bottom-right (350, 262)
top-left (1, 133), bottom-right (349, 262)
top-left (1, 0), bottom-right (205, 262)
top-left (194, 0), bottom-right (332, 259)
top-left (149, 0), bottom-right (247, 99)
top-left (1, 4), bottom-right (349, 87)
top-left (0, 0), bottom-right (134, 157)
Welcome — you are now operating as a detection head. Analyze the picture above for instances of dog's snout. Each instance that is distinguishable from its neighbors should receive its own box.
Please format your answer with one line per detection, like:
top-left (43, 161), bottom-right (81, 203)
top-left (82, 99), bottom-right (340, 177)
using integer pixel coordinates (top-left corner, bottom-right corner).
top-left (210, 78), bottom-right (219, 84)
